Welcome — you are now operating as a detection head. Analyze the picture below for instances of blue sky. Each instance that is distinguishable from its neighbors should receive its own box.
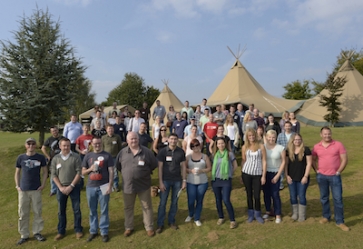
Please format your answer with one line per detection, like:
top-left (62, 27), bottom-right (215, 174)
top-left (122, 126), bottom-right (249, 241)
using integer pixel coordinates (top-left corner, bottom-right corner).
top-left (1, 0), bottom-right (362, 105)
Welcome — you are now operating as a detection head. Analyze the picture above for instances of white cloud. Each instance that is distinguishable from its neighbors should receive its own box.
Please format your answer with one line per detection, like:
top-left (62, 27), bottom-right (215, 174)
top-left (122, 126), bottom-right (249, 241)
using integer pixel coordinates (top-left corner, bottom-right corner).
top-left (156, 31), bottom-right (175, 43)
top-left (54, 0), bottom-right (93, 7)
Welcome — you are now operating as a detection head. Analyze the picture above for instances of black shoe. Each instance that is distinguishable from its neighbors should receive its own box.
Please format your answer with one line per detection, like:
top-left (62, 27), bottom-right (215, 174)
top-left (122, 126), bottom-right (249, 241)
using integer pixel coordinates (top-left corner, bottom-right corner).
top-left (34, 233), bottom-right (46, 242)
top-left (17, 238), bottom-right (28, 245)
top-left (169, 223), bottom-right (179, 230)
top-left (102, 235), bottom-right (109, 242)
top-left (155, 226), bottom-right (163, 234)
top-left (86, 234), bottom-right (97, 242)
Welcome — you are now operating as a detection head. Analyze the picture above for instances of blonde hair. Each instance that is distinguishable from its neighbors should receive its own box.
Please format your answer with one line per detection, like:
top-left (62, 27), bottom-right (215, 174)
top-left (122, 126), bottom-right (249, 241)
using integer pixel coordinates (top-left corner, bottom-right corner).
top-left (243, 112), bottom-right (251, 123)
top-left (244, 128), bottom-right (260, 151)
top-left (287, 133), bottom-right (304, 161)
top-left (266, 129), bottom-right (277, 138)
top-left (225, 114), bottom-right (233, 125)
top-left (282, 111), bottom-right (289, 119)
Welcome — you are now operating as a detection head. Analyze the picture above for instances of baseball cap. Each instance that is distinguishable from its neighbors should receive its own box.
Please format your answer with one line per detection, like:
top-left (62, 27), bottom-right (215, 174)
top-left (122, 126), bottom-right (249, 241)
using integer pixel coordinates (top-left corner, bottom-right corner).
top-left (25, 138), bottom-right (36, 143)
top-left (190, 115), bottom-right (196, 120)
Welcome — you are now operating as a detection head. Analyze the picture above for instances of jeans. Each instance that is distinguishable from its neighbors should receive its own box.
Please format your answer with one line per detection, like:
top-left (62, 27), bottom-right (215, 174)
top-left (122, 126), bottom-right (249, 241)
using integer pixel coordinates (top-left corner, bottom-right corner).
top-left (157, 180), bottom-right (181, 227)
top-left (230, 140), bottom-right (236, 153)
top-left (86, 186), bottom-right (110, 235)
top-left (212, 179), bottom-right (235, 221)
top-left (263, 172), bottom-right (282, 215)
top-left (186, 182), bottom-right (208, 221)
top-left (242, 173), bottom-right (262, 211)
top-left (56, 184), bottom-right (83, 234)
top-left (317, 173), bottom-right (345, 224)
top-left (50, 178), bottom-right (58, 194)
top-left (112, 157), bottom-right (119, 189)
top-left (288, 178), bottom-right (310, 205)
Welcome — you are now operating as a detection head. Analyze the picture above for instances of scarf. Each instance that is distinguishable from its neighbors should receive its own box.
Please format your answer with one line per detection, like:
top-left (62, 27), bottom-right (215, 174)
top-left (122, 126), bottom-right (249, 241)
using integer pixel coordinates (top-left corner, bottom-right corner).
top-left (212, 149), bottom-right (229, 180)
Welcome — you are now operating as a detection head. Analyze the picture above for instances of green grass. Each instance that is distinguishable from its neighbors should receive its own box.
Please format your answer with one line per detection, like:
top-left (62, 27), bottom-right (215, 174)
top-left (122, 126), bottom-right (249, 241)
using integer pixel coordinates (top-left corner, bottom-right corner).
top-left (1, 127), bottom-right (363, 249)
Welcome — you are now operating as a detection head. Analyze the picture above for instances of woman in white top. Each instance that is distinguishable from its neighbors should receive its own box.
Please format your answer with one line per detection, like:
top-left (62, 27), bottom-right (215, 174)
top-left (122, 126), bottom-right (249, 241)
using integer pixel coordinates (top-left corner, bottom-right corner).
top-left (241, 128), bottom-right (266, 223)
top-left (184, 139), bottom-right (211, 227)
top-left (152, 116), bottom-right (162, 140)
top-left (183, 125), bottom-right (203, 156)
top-left (223, 114), bottom-right (239, 153)
top-left (262, 130), bottom-right (286, 223)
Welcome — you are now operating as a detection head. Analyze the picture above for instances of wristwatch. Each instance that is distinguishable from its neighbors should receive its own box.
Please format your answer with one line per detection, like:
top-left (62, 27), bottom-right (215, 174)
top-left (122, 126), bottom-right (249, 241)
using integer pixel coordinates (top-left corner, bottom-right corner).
top-left (335, 171), bottom-right (341, 176)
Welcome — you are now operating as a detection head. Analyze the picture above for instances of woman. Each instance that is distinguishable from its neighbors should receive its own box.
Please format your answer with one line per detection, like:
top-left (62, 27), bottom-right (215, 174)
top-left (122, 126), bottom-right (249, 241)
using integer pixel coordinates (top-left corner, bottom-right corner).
top-left (256, 125), bottom-right (266, 144)
top-left (223, 114), bottom-right (239, 153)
top-left (265, 114), bottom-right (281, 135)
top-left (184, 139), bottom-right (212, 226)
top-left (183, 125), bottom-right (203, 156)
top-left (241, 128), bottom-right (266, 224)
top-left (289, 112), bottom-right (300, 134)
top-left (107, 111), bottom-right (117, 125)
top-left (209, 125), bottom-right (231, 156)
top-left (279, 111), bottom-right (290, 132)
top-left (152, 125), bottom-right (168, 154)
top-left (242, 112), bottom-right (258, 140)
top-left (167, 106), bottom-right (176, 133)
top-left (211, 137), bottom-right (238, 229)
top-left (152, 116), bottom-right (162, 140)
top-left (262, 130), bottom-right (286, 223)
top-left (182, 112), bottom-right (189, 124)
top-left (286, 133), bottom-right (312, 222)
top-left (194, 105), bottom-right (202, 127)
top-left (221, 104), bottom-right (229, 116)
top-left (91, 120), bottom-right (106, 137)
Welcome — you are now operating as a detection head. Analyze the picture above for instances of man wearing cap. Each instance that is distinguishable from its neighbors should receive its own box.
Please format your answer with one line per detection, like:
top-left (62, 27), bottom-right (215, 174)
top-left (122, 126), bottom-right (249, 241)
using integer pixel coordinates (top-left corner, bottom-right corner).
top-left (139, 101), bottom-right (151, 135)
top-left (51, 138), bottom-right (83, 241)
top-left (184, 116), bottom-right (202, 137)
top-left (63, 114), bottom-right (83, 153)
top-left (15, 138), bottom-right (48, 245)
top-left (181, 101), bottom-right (194, 123)
top-left (152, 100), bottom-right (166, 123)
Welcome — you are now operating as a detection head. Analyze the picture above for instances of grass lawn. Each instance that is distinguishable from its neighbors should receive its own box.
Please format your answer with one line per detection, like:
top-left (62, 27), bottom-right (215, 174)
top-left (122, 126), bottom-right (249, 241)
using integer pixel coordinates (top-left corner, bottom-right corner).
top-left (1, 127), bottom-right (363, 249)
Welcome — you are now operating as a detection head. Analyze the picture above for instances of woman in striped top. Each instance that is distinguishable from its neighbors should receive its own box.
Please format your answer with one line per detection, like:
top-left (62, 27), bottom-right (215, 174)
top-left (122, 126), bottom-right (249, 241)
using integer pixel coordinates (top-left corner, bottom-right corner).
top-left (241, 128), bottom-right (267, 223)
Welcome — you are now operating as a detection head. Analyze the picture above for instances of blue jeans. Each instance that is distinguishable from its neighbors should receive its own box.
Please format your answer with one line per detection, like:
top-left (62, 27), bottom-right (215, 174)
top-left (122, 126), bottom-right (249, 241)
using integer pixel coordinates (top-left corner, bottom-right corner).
top-left (212, 179), bottom-right (235, 221)
top-left (157, 180), bottom-right (181, 226)
top-left (317, 173), bottom-right (345, 224)
top-left (186, 182), bottom-right (208, 221)
top-left (86, 186), bottom-right (110, 235)
top-left (288, 178), bottom-right (310, 205)
top-left (263, 172), bottom-right (281, 215)
top-left (112, 157), bottom-right (119, 189)
top-left (230, 140), bottom-right (236, 153)
top-left (56, 184), bottom-right (83, 234)
top-left (50, 178), bottom-right (58, 194)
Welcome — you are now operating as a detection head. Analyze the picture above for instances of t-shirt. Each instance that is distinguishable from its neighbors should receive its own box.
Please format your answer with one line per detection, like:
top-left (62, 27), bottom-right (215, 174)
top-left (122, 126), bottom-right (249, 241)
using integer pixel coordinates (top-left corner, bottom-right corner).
top-left (172, 119), bottom-right (188, 139)
top-left (139, 107), bottom-right (150, 121)
top-left (82, 151), bottom-right (114, 187)
top-left (138, 133), bottom-right (153, 147)
top-left (312, 140), bottom-right (346, 175)
top-left (157, 146), bottom-right (186, 181)
top-left (287, 147), bottom-right (311, 181)
top-left (102, 134), bottom-right (123, 157)
top-left (16, 153), bottom-right (47, 191)
top-left (265, 144), bottom-right (285, 172)
top-left (43, 136), bottom-right (64, 158)
top-left (113, 123), bottom-right (127, 142)
top-left (153, 105), bottom-right (166, 119)
top-left (203, 122), bottom-right (218, 143)
top-left (75, 134), bottom-right (93, 152)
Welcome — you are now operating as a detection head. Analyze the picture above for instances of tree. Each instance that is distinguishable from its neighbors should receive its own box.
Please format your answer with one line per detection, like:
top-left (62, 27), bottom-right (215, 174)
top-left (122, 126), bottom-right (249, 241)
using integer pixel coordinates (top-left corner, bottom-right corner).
top-left (105, 72), bottom-right (160, 108)
top-left (67, 79), bottom-right (96, 119)
top-left (0, 8), bottom-right (87, 145)
top-left (282, 80), bottom-right (313, 100)
top-left (319, 74), bottom-right (346, 127)
top-left (311, 80), bottom-right (326, 96)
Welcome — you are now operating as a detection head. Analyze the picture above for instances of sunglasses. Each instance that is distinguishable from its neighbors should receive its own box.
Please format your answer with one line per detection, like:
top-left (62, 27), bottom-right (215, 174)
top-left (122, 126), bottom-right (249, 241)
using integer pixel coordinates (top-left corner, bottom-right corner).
top-left (27, 142), bottom-right (36, 146)
top-left (191, 144), bottom-right (200, 149)
top-left (160, 129), bottom-right (167, 131)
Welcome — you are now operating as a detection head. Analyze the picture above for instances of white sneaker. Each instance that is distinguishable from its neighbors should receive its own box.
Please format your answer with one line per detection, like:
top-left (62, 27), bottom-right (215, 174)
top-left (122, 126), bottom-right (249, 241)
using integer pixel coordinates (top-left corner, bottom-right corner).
top-left (185, 216), bottom-right (193, 222)
top-left (275, 217), bottom-right (282, 224)
top-left (194, 220), bottom-right (202, 226)
top-left (262, 214), bottom-right (269, 219)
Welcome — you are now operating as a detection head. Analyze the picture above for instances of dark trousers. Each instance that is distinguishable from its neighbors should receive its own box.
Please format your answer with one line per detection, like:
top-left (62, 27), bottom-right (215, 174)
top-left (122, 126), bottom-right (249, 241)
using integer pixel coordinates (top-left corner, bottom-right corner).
top-left (242, 173), bottom-right (262, 211)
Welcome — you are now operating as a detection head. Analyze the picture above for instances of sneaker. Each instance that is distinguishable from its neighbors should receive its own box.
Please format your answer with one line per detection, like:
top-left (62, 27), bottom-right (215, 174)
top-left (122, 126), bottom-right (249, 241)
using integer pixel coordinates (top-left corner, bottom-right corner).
top-left (34, 233), bottom-right (46, 242)
top-left (87, 234), bottom-right (97, 242)
top-left (262, 213), bottom-right (269, 219)
top-left (49, 192), bottom-right (56, 197)
top-left (102, 235), bottom-right (109, 242)
top-left (217, 218), bottom-right (224, 226)
top-left (319, 218), bottom-right (329, 224)
top-left (194, 220), bottom-right (202, 227)
top-left (275, 217), bottom-right (282, 224)
top-left (185, 216), bottom-right (193, 222)
top-left (336, 223), bottom-right (350, 232)
top-left (156, 226), bottom-right (163, 234)
top-left (76, 232), bottom-right (83, 239)
top-left (16, 238), bottom-right (28, 245)
top-left (54, 234), bottom-right (64, 241)
top-left (279, 185), bottom-right (284, 190)
top-left (230, 221), bottom-right (237, 229)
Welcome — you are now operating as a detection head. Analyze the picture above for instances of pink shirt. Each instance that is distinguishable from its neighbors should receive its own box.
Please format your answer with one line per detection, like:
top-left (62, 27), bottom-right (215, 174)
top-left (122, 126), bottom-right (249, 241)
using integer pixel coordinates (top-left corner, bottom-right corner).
top-left (312, 140), bottom-right (346, 176)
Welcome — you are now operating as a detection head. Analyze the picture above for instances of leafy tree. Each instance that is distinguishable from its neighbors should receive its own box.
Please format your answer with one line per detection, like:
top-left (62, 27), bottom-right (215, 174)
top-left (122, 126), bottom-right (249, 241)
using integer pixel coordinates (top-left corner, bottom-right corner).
top-left (282, 80), bottom-right (313, 100)
top-left (319, 74), bottom-right (346, 127)
top-left (311, 80), bottom-right (326, 96)
top-left (105, 72), bottom-right (160, 108)
top-left (0, 8), bottom-right (87, 145)
top-left (68, 79), bottom-right (96, 118)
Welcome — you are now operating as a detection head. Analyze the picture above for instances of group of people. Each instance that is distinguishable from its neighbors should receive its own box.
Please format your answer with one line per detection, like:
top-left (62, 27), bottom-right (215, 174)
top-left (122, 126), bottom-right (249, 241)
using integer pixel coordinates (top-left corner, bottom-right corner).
top-left (14, 99), bottom-right (349, 246)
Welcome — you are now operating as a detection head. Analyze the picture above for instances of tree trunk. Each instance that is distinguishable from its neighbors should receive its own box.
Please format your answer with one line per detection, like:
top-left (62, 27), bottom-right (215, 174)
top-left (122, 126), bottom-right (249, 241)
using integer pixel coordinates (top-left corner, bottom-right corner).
top-left (38, 129), bottom-right (45, 148)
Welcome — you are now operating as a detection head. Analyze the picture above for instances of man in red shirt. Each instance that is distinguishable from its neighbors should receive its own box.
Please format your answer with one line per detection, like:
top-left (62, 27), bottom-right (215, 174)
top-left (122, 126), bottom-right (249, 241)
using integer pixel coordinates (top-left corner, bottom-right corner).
top-left (75, 124), bottom-right (93, 161)
top-left (203, 114), bottom-right (218, 157)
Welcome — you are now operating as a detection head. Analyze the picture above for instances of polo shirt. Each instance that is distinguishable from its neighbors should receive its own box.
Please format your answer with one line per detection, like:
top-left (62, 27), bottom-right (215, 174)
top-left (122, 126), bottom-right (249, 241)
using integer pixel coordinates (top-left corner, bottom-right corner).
top-left (157, 146), bottom-right (186, 181)
top-left (312, 140), bottom-right (346, 175)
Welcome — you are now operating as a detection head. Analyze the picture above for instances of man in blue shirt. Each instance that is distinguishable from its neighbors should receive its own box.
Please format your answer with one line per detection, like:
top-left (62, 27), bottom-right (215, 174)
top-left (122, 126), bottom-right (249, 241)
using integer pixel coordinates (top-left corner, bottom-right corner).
top-left (63, 114), bottom-right (83, 153)
top-left (172, 112), bottom-right (188, 148)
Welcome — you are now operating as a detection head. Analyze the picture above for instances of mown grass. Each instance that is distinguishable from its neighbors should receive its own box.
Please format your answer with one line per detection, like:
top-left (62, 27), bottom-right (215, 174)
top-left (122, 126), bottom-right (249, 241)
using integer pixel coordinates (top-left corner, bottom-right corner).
top-left (1, 127), bottom-right (363, 249)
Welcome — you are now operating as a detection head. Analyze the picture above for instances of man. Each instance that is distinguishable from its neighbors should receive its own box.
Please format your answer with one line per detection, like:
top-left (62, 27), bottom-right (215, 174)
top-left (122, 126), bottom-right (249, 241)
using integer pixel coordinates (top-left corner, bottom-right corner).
top-left (200, 98), bottom-right (209, 113)
top-left (253, 109), bottom-right (265, 127)
top-left (82, 137), bottom-right (114, 243)
top-left (277, 121), bottom-right (295, 190)
top-left (91, 110), bottom-right (106, 130)
top-left (152, 100), bottom-right (166, 123)
top-left (138, 122), bottom-right (153, 148)
top-left (213, 105), bottom-right (226, 125)
top-left (156, 133), bottom-right (187, 233)
top-left (181, 100), bottom-right (194, 123)
top-left (172, 112), bottom-right (188, 147)
top-left (113, 116), bottom-right (127, 142)
top-left (139, 101), bottom-right (151, 135)
top-left (108, 102), bottom-right (120, 118)
top-left (75, 124), bottom-right (93, 160)
top-left (184, 116), bottom-right (201, 137)
top-left (199, 108), bottom-right (210, 131)
top-left (90, 105), bottom-right (99, 119)
top-left (51, 138), bottom-right (83, 240)
top-left (41, 126), bottom-right (64, 196)
top-left (229, 105), bottom-right (240, 128)
top-left (312, 126), bottom-right (349, 232)
top-left (235, 103), bottom-right (245, 147)
top-left (115, 132), bottom-right (158, 237)
top-left (63, 114), bottom-right (83, 153)
top-left (15, 138), bottom-right (48, 245)
top-left (102, 125), bottom-right (123, 192)
top-left (203, 114), bottom-right (218, 157)
top-left (248, 103), bottom-right (254, 113)
top-left (128, 110), bottom-right (145, 133)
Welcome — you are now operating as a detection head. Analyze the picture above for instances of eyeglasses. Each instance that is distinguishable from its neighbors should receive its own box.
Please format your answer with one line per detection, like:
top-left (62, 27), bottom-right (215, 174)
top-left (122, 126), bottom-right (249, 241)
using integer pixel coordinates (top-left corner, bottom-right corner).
top-left (191, 144), bottom-right (200, 149)
top-left (27, 143), bottom-right (36, 146)
top-left (160, 129), bottom-right (167, 131)
top-left (294, 139), bottom-right (302, 141)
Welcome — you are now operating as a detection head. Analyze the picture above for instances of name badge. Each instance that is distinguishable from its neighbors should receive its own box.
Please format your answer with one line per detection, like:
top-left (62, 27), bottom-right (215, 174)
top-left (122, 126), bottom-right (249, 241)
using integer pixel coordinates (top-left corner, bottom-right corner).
top-left (56, 163), bottom-right (62, 169)
top-left (34, 161), bottom-right (41, 166)
top-left (166, 156), bottom-right (172, 162)
top-left (176, 124), bottom-right (180, 127)
top-left (112, 141), bottom-right (117, 144)
top-left (120, 128), bottom-right (123, 131)
top-left (138, 160), bottom-right (145, 166)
